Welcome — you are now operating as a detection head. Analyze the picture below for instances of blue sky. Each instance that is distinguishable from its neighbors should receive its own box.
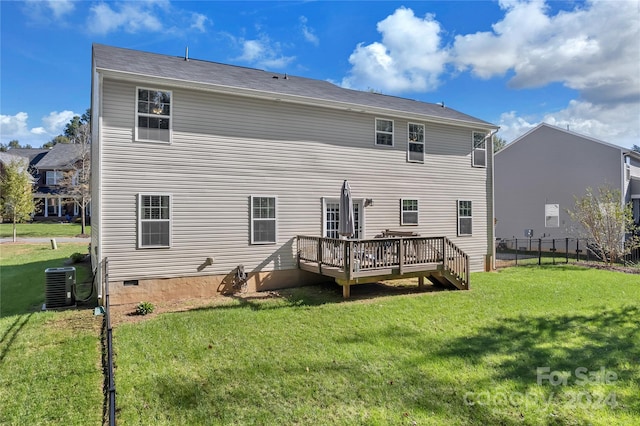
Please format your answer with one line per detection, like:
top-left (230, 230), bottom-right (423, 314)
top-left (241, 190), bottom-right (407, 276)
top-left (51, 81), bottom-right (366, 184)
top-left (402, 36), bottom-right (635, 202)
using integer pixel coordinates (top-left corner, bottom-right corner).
top-left (1, 0), bottom-right (639, 148)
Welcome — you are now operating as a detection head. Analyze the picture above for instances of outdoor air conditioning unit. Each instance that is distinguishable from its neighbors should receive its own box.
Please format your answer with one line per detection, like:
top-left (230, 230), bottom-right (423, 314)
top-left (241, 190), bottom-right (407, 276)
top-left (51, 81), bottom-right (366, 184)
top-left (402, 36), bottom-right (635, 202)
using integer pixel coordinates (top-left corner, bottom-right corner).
top-left (45, 267), bottom-right (76, 309)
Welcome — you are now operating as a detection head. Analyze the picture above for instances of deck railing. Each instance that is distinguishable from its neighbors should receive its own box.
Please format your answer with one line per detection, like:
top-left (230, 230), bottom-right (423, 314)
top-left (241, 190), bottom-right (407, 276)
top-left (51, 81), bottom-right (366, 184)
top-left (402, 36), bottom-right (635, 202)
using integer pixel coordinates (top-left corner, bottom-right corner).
top-left (297, 235), bottom-right (468, 286)
top-left (443, 237), bottom-right (470, 288)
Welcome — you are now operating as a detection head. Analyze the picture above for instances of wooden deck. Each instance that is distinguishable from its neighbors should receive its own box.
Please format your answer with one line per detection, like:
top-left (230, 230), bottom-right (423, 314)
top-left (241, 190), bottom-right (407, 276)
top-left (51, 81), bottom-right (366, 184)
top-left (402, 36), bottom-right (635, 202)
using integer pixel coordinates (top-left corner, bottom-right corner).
top-left (297, 235), bottom-right (470, 298)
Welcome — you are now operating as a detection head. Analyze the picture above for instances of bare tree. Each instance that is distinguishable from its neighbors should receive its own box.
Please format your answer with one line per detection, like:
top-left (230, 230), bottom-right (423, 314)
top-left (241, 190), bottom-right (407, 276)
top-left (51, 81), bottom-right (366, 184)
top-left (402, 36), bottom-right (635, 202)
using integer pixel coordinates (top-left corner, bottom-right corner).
top-left (0, 159), bottom-right (35, 242)
top-left (58, 122), bottom-right (91, 236)
top-left (568, 185), bottom-right (639, 266)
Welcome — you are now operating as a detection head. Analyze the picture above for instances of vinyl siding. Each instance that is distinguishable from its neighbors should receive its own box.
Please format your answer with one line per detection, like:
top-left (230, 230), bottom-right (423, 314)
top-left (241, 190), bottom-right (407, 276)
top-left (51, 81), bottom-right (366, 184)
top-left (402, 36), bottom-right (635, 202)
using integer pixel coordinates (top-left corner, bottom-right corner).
top-left (495, 124), bottom-right (622, 240)
top-left (98, 78), bottom-right (492, 282)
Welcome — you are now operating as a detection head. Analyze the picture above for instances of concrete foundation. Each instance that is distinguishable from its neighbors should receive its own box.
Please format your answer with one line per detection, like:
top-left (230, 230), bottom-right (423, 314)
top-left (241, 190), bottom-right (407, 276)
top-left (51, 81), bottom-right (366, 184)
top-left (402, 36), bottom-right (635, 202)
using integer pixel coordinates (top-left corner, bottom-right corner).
top-left (109, 268), bottom-right (328, 305)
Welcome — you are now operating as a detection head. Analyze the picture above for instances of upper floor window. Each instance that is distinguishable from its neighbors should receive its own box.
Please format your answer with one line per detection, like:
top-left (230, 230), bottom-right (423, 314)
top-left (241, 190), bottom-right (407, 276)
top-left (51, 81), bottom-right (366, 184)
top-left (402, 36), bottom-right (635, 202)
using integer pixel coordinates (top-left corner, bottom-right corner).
top-left (375, 118), bottom-right (394, 146)
top-left (457, 200), bottom-right (473, 236)
top-left (472, 131), bottom-right (487, 168)
top-left (46, 171), bottom-right (63, 186)
top-left (407, 123), bottom-right (425, 163)
top-left (138, 194), bottom-right (171, 248)
top-left (251, 196), bottom-right (277, 244)
top-left (136, 88), bottom-right (172, 143)
top-left (401, 199), bottom-right (419, 225)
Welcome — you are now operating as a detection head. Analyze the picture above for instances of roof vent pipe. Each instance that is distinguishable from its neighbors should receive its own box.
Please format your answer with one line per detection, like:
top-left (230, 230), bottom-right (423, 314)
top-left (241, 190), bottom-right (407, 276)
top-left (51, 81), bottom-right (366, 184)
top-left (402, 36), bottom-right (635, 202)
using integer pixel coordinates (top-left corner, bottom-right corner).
top-left (185, 47), bottom-right (189, 61)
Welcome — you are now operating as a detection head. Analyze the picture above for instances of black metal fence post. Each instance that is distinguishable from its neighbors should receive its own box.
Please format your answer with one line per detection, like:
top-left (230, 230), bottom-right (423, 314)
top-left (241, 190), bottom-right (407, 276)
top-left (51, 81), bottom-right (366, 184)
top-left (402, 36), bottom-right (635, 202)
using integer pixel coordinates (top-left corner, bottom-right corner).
top-left (565, 238), bottom-right (569, 263)
top-left (538, 239), bottom-right (542, 265)
top-left (515, 238), bottom-right (518, 266)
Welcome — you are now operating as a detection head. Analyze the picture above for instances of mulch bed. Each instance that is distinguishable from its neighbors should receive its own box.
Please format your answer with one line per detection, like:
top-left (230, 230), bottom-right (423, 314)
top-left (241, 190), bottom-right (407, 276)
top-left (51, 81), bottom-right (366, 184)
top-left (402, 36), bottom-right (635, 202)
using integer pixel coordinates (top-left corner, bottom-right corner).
top-left (574, 261), bottom-right (640, 274)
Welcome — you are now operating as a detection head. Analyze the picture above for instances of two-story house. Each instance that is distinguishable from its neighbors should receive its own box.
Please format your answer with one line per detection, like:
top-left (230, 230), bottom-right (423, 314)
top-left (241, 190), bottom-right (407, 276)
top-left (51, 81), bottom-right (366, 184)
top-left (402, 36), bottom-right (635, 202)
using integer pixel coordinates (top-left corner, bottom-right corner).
top-left (494, 123), bottom-right (640, 240)
top-left (91, 44), bottom-right (498, 303)
top-left (27, 143), bottom-right (90, 220)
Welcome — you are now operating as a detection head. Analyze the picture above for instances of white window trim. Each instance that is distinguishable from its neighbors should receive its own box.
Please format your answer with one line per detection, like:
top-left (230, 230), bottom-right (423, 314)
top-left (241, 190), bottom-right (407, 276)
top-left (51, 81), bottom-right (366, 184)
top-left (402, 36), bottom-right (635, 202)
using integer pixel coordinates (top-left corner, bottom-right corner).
top-left (457, 200), bottom-right (473, 236)
top-left (375, 118), bottom-right (394, 147)
top-left (135, 87), bottom-right (173, 144)
top-left (407, 122), bottom-right (425, 163)
top-left (400, 198), bottom-right (419, 225)
top-left (137, 193), bottom-right (172, 249)
top-left (46, 170), bottom-right (63, 186)
top-left (322, 197), bottom-right (365, 239)
top-left (250, 195), bottom-right (278, 245)
top-left (544, 203), bottom-right (560, 228)
top-left (472, 131), bottom-right (487, 168)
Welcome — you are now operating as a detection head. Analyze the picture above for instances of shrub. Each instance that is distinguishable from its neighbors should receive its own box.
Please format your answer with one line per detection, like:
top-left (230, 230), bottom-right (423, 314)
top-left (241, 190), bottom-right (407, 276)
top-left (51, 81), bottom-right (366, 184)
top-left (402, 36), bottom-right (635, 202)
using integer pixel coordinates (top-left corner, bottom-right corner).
top-left (135, 301), bottom-right (155, 316)
top-left (70, 252), bottom-right (86, 263)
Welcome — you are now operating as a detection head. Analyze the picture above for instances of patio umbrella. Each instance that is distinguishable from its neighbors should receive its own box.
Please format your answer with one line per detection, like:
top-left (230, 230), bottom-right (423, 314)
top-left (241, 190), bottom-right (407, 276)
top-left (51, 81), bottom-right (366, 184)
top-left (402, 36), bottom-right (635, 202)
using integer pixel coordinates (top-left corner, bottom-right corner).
top-left (338, 180), bottom-right (355, 239)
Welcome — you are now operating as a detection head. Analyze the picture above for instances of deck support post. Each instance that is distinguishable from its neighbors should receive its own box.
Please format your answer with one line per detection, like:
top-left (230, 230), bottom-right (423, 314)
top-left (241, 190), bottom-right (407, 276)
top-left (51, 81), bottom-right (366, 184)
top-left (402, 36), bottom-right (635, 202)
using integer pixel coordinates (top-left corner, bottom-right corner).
top-left (398, 238), bottom-right (404, 275)
top-left (418, 276), bottom-right (424, 288)
top-left (343, 284), bottom-right (350, 299)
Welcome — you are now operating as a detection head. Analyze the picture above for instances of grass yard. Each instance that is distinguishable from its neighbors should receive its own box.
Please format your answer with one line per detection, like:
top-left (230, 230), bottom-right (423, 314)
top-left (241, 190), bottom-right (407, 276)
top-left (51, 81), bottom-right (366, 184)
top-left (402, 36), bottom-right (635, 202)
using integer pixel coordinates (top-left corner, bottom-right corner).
top-left (0, 243), bottom-right (90, 317)
top-left (0, 243), bottom-right (103, 425)
top-left (114, 265), bottom-right (640, 425)
top-left (0, 223), bottom-right (91, 238)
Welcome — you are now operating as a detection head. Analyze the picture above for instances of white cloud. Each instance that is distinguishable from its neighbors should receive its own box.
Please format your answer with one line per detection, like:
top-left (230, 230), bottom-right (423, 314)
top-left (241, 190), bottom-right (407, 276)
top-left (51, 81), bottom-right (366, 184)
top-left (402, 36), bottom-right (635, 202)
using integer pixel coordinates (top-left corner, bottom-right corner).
top-left (300, 16), bottom-right (319, 46)
top-left (235, 35), bottom-right (295, 69)
top-left (191, 13), bottom-right (208, 32)
top-left (23, 0), bottom-right (75, 24)
top-left (42, 110), bottom-right (76, 135)
top-left (0, 111), bottom-right (78, 147)
top-left (46, 0), bottom-right (75, 19)
top-left (341, 7), bottom-right (449, 92)
top-left (498, 100), bottom-right (640, 148)
top-left (88, 3), bottom-right (162, 35)
top-left (1, 112), bottom-right (30, 139)
top-left (453, 0), bottom-right (640, 106)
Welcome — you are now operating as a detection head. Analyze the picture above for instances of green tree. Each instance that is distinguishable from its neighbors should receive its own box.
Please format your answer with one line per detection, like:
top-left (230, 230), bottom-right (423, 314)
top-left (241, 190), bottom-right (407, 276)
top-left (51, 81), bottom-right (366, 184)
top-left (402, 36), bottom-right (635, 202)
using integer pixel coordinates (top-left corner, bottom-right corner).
top-left (493, 135), bottom-right (507, 152)
top-left (43, 135), bottom-right (70, 149)
top-left (632, 144), bottom-right (640, 154)
top-left (0, 159), bottom-right (35, 242)
top-left (58, 122), bottom-right (91, 235)
top-left (567, 185), bottom-right (639, 266)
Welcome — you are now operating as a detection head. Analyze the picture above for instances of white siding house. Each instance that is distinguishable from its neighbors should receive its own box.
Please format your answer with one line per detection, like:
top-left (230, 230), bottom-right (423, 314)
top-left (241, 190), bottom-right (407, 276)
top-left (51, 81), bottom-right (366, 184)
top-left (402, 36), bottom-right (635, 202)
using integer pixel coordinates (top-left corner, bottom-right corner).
top-left (91, 44), bottom-right (498, 304)
top-left (495, 123), bottom-right (640, 240)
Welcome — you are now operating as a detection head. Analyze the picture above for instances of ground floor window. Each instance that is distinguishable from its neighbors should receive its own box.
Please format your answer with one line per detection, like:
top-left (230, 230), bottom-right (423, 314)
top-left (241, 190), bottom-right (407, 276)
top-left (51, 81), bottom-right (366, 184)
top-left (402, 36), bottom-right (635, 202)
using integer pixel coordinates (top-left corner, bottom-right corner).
top-left (401, 199), bottom-right (419, 225)
top-left (138, 194), bottom-right (171, 248)
top-left (251, 196), bottom-right (277, 244)
top-left (457, 200), bottom-right (472, 236)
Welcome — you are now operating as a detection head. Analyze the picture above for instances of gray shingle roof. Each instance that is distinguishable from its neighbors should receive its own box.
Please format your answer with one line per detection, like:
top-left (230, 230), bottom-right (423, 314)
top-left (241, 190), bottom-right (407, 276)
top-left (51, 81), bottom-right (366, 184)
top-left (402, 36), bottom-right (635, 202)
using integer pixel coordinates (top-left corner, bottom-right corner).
top-left (35, 143), bottom-right (85, 169)
top-left (6, 148), bottom-right (49, 166)
top-left (93, 44), bottom-right (496, 128)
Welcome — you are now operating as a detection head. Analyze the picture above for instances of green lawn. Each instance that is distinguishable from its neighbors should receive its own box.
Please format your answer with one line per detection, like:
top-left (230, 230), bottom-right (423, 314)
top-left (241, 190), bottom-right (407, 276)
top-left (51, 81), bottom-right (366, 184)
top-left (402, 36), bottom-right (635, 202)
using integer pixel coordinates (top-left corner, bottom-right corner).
top-left (114, 265), bottom-right (640, 425)
top-left (0, 243), bottom-right (90, 317)
top-left (0, 223), bottom-right (91, 238)
top-left (0, 243), bottom-right (102, 425)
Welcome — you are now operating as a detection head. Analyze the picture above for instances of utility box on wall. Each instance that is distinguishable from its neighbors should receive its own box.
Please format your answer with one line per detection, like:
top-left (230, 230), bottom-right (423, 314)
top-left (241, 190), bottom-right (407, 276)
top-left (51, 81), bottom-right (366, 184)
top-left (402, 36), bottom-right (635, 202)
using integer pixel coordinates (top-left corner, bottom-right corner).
top-left (45, 267), bottom-right (76, 309)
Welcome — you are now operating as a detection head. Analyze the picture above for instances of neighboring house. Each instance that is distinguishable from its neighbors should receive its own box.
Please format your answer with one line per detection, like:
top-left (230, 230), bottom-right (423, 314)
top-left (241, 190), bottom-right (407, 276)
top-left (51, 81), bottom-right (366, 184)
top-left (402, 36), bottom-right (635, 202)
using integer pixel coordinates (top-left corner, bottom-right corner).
top-left (28, 143), bottom-right (90, 219)
top-left (91, 44), bottom-right (498, 304)
top-left (494, 123), bottom-right (640, 240)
